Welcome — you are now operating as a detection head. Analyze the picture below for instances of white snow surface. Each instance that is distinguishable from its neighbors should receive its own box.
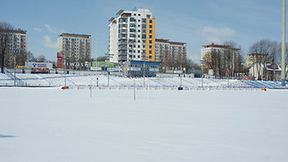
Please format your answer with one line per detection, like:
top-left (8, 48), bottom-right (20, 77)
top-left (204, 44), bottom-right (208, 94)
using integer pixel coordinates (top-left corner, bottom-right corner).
top-left (0, 87), bottom-right (288, 162)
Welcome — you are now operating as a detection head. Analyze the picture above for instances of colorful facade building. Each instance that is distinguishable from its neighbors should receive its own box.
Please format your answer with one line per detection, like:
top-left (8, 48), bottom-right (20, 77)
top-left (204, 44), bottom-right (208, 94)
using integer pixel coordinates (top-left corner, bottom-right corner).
top-left (108, 8), bottom-right (156, 63)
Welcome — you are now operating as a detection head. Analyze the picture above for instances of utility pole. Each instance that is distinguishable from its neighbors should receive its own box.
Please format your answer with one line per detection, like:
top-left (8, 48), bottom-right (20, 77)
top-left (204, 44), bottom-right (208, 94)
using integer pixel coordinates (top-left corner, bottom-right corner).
top-left (281, 0), bottom-right (287, 86)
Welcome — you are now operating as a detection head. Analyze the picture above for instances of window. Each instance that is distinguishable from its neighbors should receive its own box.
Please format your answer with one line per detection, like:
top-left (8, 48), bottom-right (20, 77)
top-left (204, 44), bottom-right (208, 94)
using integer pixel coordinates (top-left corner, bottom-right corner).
top-left (149, 20), bottom-right (153, 23)
top-left (149, 25), bottom-right (152, 28)
top-left (130, 17), bottom-right (136, 22)
top-left (149, 40), bottom-right (152, 43)
top-left (138, 14), bottom-right (141, 16)
top-left (149, 30), bottom-right (152, 33)
top-left (149, 35), bottom-right (152, 38)
top-left (138, 45), bottom-right (140, 48)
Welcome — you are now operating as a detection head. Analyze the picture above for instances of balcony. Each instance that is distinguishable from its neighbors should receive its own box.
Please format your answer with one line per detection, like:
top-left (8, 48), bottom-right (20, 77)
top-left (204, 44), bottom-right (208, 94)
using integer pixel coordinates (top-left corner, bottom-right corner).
top-left (119, 46), bottom-right (127, 50)
top-left (118, 41), bottom-right (127, 45)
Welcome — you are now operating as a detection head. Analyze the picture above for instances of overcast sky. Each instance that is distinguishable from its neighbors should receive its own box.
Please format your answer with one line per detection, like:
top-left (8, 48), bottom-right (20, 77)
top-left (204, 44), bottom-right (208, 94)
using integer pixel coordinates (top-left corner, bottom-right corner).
top-left (0, 0), bottom-right (283, 63)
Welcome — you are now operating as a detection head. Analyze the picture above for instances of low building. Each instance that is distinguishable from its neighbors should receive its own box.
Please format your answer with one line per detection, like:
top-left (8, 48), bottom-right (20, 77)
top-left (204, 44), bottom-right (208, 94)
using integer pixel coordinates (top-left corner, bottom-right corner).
top-left (90, 61), bottom-right (120, 72)
top-left (123, 60), bottom-right (160, 77)
top-left (249, 63), bottom-right (282, 80)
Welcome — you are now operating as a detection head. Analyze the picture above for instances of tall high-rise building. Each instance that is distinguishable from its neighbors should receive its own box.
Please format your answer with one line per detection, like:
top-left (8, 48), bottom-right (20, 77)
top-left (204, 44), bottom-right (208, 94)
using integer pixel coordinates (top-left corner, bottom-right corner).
top-left (155, 39), bottom-right (187, 72)
top-left (108, 8), bottom-right (156, 63)
top-left (0, 29), bottom-right (27, 68)
top-left (57, 33), bottom-right (91, 70)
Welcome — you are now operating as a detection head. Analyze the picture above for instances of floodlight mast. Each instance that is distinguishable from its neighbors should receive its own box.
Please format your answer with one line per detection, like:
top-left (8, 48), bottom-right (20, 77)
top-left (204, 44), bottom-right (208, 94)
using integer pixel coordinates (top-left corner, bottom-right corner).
top-left (281, 0), bottom-right (287, 86)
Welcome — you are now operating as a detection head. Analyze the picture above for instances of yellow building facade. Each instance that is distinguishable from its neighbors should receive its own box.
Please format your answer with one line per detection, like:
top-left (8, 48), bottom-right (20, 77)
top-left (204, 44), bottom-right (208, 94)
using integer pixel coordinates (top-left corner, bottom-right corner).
top-left (145, 18), bottom-right (156, 62)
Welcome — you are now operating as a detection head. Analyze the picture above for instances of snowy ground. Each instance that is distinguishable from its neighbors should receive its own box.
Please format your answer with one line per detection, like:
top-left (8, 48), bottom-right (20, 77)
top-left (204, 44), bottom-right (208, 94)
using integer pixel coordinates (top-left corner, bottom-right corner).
top-left (0, 88), bottom-right (287, 162)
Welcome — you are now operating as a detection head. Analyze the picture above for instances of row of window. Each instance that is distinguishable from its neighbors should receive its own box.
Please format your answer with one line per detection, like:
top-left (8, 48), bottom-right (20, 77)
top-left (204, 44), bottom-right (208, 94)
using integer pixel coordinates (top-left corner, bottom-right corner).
top-left (129, 55), bottom-right (141, 59)
top-left (128, 50), bottom-right (153, 55)
top-left (129, 50), bottom-right (144, 53)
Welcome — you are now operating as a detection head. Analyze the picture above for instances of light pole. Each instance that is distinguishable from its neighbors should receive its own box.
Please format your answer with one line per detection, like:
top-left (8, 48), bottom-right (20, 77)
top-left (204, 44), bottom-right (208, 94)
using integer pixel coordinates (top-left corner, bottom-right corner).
top-left (281, 0), bottom-right (287, 86)
top-left (14, 55), bottom-right (16, 87)
top-left (64, 52), bottom-right (67, 87)
top-left (201, 74), bottom-right (204, 89)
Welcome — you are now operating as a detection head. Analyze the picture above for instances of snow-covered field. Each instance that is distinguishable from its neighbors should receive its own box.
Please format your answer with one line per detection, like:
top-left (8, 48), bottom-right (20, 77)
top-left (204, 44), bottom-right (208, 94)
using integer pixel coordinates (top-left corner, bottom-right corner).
top-left (0, 87), bottom-right (288, 162)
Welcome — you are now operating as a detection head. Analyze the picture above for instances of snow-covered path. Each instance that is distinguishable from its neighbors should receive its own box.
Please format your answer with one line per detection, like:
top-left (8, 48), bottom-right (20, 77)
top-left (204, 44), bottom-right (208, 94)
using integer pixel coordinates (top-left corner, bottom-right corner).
top-left (0, 88), bottom-right (287, 162)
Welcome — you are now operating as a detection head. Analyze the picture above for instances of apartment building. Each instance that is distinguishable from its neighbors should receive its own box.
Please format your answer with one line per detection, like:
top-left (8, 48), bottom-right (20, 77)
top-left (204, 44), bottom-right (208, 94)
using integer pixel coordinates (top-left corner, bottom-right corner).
top-left (0, 29), bottom-right (27, 68)
top-left (155, 39), bottom-right (187, 73)
top-left (57, 33), bottom-right (91, 70)
top-left (108, 8), bottom-right (156, 63)
top-left (200, 43), bottom-right (241, 77)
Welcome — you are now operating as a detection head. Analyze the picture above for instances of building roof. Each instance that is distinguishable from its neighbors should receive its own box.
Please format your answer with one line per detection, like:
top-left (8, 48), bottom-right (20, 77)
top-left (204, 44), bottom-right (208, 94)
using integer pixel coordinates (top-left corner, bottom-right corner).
top-left (156, 38), bottom-right (186, 45)
top-left (202, 43), bottom-right (240, 51)
top-left (0, 29), bottom-right (26, 34)
top-left (59, 33), bottom-right (91, 38)
top-left (248, 52), bottom-right (269, 56)
top-left (115, 8), bottom-right (152, 17)
top-left (156, 39), bottom-right (170, 43)
top-left (170, 41), bottom-right (186, 45)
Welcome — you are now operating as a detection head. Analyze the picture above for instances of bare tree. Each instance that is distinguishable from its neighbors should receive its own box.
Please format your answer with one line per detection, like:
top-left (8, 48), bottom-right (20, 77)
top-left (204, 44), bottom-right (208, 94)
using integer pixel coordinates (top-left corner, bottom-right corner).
top-left (249, 39), bottom-right (278, 80)
top-left (16, 49), bottom-right (27, 66)
top-left (35, 55), bottom-right (47, 62)
top-left (184, 59), bottom-right (200, 72)
top-left (27, 51), bottom-right (36, 62)
top-left (201, 48), bottom-right (220, 77)
top-left (223, 41), bottom-right (244, 78)
top-left (201, 42), bottom-right (243, 79)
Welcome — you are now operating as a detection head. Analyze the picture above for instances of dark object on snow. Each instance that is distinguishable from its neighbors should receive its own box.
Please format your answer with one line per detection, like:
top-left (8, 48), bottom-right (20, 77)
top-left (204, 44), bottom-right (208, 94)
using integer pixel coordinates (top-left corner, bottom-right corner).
top-left (61, 86), bottom-right (69, 90)
top-left (178, 86), bottom-right (183, 90)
